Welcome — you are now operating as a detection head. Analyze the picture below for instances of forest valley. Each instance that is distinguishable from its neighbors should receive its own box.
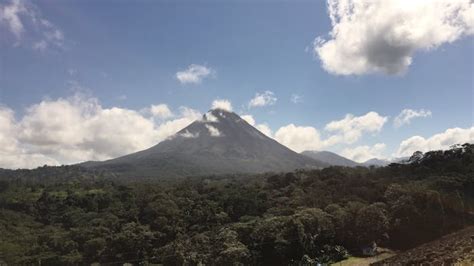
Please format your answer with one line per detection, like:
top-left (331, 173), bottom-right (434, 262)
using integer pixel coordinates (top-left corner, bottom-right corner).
top-left (0, 144), bottom-right (473, 265)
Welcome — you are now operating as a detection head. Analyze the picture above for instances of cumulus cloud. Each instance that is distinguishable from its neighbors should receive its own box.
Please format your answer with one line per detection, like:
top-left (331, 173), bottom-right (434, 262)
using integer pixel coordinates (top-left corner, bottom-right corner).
top-left (0, 95), bottom-right (201, 168)
top-left (0, 0), bottom-right (65, 50)
top-left (241, 114), bottom-right (273, 137)
top-left (241, 111), bottom-right (388, 152)
top-left (176, 64), bottom-right (214, 84)
top-left (205, 124), bottom-right (221, 137)
top-left (324, 112), bottom-right (388, 144)
top-left (0, 108), bottom-right (18, 154)
top-left (256, 124), bottom-right (273, 138)
top-left (275, 124), bottom-right (323, 153)
top-left (396, 127), bottom-right (474, 157)
top-left (154, 106), bottom-right (201, 141)
top-left (241, 115), bottom-right (255, 126)
top-left (241, 111), bottom-right (470, 159)
top-left (0, 107), bottom-right (59, 169)
top-left (248, 91), bottom-right (277, 108)
top-left (149, 104), bottom-right (174, 119)
top-left (394, 108), bottom-right (432, 128)
top-left (341, 143), bottom-right (386, 163)
top-left (211, 99), bottom-right (232, 112)
top-left (314, 0), bottom-right (474, 75)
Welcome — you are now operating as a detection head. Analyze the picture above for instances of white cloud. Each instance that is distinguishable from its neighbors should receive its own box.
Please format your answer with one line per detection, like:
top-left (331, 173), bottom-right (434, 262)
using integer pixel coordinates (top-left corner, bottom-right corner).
top-left (0, 0), bottom-right (65, 50)
top-left (324, 112), bottom-right (388, 144)
top-left (341, 143), bottom-right (386, 163)
top-left (241, 115), bottom-right (255, 126)
top-left (179, 130), bottom-right (199, 139)
top-left (396, 127), bottom-right (474, 157)
top-left (0, 95), bottom-right (202, 168)
top-left (248, 91), bottom-right (277, 108)
top-left (244, 119), bottom-right (323, 152)
top-left (8, 95), bottom-right (468, 170)
top-left (211, 99), bottom-right (232, 112)
top-left (256, 124), bottom-right (273, 138)
top-left (241, 111), bottom-right (388, 152)
top-left (394, 108), bottom-right (432, 128)
top-left (314, 0), bottom-right (474, 75)
top-left (274, 124), bottom-right (323, 153)
top-left (205, 124), bottom-right (221, 137)
top-left (290, 94), bottom-right (302, 104)
top-left (150, 104), bottom-right (173, 119)
top-left (204, 112), bottom-right (219, 122)
top-left (0, 107), bottom-right (18, 154)
top-left (0, 0), bottom-right (25, 38)
top-left (241, 114), bottom-right (273, 138)
top-left (154, 106), bottom-right (201, 142)
top-left (176, 64), bottom-right (214, 84)
top-left (0, 106), bottom-right (60, 169)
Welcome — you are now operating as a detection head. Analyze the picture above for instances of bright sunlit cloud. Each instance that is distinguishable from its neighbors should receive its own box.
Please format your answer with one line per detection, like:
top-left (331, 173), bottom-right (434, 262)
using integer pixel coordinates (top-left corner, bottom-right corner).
top-left (396, 127), bottom-right (474, 157)
top-left (176, 64), bottom-right (214, 84)
top-left (248, 91), bottom-right (277, 108)
top-left (211, 99), bottom-right (233, 112)
top-left (341, 143), bottom-right (387, 163)
top-left (324, 112), bottom-right (388, 144)
top-left (0, 95), bottom-right (201, 168)
top-left (314, 0), bottom-right (474, 75)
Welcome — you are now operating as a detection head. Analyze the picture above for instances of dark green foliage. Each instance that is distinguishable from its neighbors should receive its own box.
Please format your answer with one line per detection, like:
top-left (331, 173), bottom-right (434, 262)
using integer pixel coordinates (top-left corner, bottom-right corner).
top-left (0, 144), bottom-right (472, 264)
top-left (354, 203), bottom-right (389, 245)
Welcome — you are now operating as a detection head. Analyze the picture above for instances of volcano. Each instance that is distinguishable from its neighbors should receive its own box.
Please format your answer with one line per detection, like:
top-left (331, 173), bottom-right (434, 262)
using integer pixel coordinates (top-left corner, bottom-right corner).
top-left (82, 109), bottom-right (327, 178)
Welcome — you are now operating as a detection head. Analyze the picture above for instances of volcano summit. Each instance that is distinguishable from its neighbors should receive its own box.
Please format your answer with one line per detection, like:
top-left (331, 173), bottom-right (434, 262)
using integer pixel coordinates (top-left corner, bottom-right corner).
top-left (82, 109), bottom-right (326, 178)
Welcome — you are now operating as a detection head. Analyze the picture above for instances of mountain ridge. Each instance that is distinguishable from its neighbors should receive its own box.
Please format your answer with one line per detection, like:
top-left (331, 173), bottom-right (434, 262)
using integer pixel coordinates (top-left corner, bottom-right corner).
top-left (82, 109), bottom-right (327, 178)
top-left (301, 150), bottom-right (359, 167)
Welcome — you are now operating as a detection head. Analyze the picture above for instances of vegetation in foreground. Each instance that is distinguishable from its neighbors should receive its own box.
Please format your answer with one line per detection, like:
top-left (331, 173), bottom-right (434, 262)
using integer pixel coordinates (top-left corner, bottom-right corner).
top-left (0, 144), bottom-right (473, 265)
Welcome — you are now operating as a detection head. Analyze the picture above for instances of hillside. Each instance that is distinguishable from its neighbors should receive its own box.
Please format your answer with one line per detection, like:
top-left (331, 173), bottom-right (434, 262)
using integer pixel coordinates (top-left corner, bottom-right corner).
top-left (82, 109), bottom-right (326, 178)
top-left (301, 150), bottom-right (359, 167)
top-left (372, 226), bottom-right (474, 265)
top-left (361, 158), bottom-right (390, 167)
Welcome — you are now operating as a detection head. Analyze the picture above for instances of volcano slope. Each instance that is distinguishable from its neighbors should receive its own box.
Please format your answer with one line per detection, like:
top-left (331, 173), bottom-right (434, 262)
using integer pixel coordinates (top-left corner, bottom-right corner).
top-left (82, 109), bottom-right (326, 179)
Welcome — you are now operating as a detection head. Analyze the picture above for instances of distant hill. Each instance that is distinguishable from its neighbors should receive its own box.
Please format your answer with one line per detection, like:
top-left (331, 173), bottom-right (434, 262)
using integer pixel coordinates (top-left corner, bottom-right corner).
top-left (362, 157), bottom-right (410, 167)
top-left (301, 150), bottom-right (359, 167)
top-left (82, 109), bottom-right (327, 178)
top-left (361, 158), bottom-right (390, 167)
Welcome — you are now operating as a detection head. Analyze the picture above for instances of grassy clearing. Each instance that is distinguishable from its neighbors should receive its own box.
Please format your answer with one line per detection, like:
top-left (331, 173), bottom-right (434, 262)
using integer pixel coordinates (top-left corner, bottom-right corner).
top-left (331, 250), bottom-right (396, 266)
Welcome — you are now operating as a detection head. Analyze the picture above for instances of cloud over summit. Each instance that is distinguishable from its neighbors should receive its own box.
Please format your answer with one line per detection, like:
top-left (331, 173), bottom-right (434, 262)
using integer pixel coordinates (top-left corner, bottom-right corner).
top-left (211, 99), bottom-right (233, 112)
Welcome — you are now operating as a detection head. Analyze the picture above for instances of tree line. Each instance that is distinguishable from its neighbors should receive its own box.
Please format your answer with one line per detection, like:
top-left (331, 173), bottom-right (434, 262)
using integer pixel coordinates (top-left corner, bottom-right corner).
top-left (0, 144), bottom-right (472, 265)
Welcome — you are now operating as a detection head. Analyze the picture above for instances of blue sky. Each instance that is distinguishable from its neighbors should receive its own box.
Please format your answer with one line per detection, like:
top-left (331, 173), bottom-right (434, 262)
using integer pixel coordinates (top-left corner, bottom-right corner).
top-left (0, 0), bottom-right (473, 168)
